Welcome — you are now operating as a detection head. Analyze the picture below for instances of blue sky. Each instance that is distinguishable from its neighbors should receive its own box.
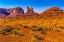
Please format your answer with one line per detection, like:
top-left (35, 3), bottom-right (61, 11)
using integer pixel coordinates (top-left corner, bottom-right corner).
top-left (0, 0), bottom-right (64, 13)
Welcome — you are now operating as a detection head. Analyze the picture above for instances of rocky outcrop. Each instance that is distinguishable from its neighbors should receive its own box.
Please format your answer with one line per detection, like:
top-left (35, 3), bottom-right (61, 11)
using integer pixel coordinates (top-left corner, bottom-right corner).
top-left (7, 7), bottom-right (24, 17)
top-left (0, 8), bottom-right (9, 15)
top-left (25, 6), bottom-right (35, 15)
top-left (0, 6), bottom-right (64, 18)
top-left (0, 7), bottom-right (24, 18)
top-left (11, 7), bottom-right (24, 14)
top-left (41, 7), bottom-right (64, 16)
top-left (0, 14), bottom-right (6, 18)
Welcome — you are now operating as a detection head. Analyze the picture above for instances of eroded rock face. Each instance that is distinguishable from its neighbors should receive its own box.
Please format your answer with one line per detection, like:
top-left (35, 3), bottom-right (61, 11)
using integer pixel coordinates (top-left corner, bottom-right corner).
top-left (0, 7), bottom-right (24, 18)
top-left (12, 7), bottom-right (24, 14)
top-left (0, 8), bottom-right (9, 15)
top-left (41, 7), bottom-right (64, 16)
top-left (0, 14), bottom-right (6, 18)
top-left (25, 6), bottom-right (35, 15)
top-left (8, 7), bottom-right (24, 17)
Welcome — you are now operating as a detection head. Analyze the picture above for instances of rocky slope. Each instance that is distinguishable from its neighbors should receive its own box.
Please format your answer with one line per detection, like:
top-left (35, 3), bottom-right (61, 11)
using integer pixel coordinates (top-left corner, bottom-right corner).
top-left (41, 7), bottom-right (64, 16)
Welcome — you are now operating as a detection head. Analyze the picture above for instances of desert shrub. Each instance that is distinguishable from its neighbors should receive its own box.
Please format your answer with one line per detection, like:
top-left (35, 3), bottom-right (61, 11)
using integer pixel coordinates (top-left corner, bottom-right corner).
top-left (0, 26), bottom-right (23, 36)
top-left (56, 29), bottom-right (61, 32)
top-left (47, 27), bottom-right (54, 31)
top-left (33, 34), bottom-right (43, 40)
top-left (30, 26), bottom-right (38, 31)
top-left (2, 26), bottom-right (20, 32)
top-left (24, 25), bottom-right (29, 28)
top-left (40, 30), bottom-right (46, 34)
top-left (1, 30), bottom-right (6, 35)
top-left (58, 26), bottom-right (64, 29)
top-left (43, 27), bottom-right (53, 31)
top-left (37, 27), bottom-right (43, 31)
top-left (1, 26), bottom-right (14, 35)
top-left (43, 26), bottom-right (48, 30)
top-left (11, 30), bottom-right (24, 36)
top-left (2, 26), bottom-right (14, 32)
top-left (17, 24), bottom-right (22, 26)
top-left (31, 28), bottom-right (37, 31)
top-left (48, 27), bottom-right (52, 30)
top-left (32, 25), bottom-right (37, 28)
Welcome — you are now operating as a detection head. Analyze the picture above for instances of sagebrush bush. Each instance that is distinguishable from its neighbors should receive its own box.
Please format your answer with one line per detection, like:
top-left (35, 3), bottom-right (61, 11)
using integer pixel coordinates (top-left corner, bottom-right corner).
top-left (31, 28), bottom-right (37, 31)
top-left (1, 30), bottom-right (6, 35)
top-left (58, 26), bottom-right (64, 29)
top-left (32, 25), bottom-right (37, 28)
top-left (56, 29), bottom-right (61, 32)
top-left (24, 25), bottom-right (29, 28)
top-left (0, 26), bottom-right (23, 36)
top-left (11, 30), bottom-right (24, 36)
top-left (33, 34), bottom-right (43, 40)
top-left (37, 27), bottom-right (43, 31)
top-left (40, 30), bottom-right (46, 34)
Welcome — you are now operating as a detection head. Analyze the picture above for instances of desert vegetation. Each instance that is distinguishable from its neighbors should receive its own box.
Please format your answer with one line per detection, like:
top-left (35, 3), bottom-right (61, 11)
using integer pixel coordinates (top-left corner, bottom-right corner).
top-left (0, 7), bottom-right (64, 42)
top-left (0, 26), bottom-right (24, 36)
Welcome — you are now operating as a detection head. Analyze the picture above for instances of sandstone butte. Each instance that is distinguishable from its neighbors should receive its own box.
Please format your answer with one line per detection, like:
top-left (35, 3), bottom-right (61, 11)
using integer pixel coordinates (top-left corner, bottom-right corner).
top-left (0, 6), bottom-right (63, 17)
top-left (40, 7), bottom-right (64, 16)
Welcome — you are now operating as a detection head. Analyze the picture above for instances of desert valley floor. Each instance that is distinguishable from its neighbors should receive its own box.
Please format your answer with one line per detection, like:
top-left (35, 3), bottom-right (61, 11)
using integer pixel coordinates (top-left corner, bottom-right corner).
top-left (0, 7), bottom-right (64, 42)
top-left (0, 15), bottom-right (64, 42)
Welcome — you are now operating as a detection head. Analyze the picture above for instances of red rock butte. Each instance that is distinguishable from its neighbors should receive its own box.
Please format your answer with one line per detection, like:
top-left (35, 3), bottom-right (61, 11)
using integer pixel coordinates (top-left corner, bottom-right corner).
top-left (0, 6), bottom-right (63, 18)
top-left (41, 7), bottom-right (64, 16)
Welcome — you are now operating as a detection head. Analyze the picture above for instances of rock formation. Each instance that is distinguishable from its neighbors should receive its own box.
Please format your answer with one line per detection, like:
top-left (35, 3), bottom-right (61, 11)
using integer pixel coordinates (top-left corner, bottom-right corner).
top-left (25, 6), bottom-right (36, 15)
top-left (41, 7), bottom-right (64, 16)
top-left (0, 8), bottom-right (9, 15)
top-left (0, 6), bottom-right (63, 18)
top-left (0, 14), bottom-right (6, 18)
top-left (8, 7), bottom-right (24, 17)
top-left (0, 7), bottom-right (24, 18)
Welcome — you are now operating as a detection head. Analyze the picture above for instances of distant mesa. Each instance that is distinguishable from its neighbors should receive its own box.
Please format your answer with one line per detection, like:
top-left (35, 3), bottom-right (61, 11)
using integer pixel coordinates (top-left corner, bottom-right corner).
top-left (7, 7), bottom-right (24, 17)
top-left (41, 7), bottom-right (64, 16)
top-left (0, 8), bottom-right (9, 18)
top-left (0, 6), bottom-right (63, 18)
top-left (12, 7), bottom-right (24, 14)
top-left (0, 8), bottom-right (9, 15)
